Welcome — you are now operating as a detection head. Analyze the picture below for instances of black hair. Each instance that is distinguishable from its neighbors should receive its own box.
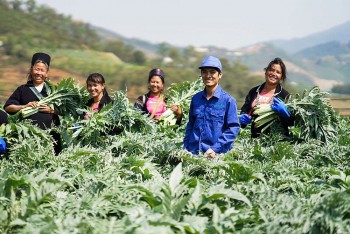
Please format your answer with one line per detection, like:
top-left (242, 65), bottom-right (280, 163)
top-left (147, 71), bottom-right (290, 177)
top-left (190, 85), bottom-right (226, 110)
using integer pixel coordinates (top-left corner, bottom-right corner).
top-left (264, 57), bottom-right (287, 82)
top-left (148, 68), bottom-right (165, 84)
top-left (87, 72), bottom-right (106, 84)
top-left (86, 73), bottom-right (111, 102)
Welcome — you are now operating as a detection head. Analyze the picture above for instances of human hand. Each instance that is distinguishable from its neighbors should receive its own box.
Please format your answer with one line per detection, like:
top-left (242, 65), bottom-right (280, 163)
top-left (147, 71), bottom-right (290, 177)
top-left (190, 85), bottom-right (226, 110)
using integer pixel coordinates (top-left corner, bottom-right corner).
top-left (0, 137), bottom-right (6, 153)
top-left (205, 148), bottom-right (216, 159)
top-left (24, 101), bottom-right (39, 108)
top-left (170, 105), bottom-right (182, 116)
top-left (271, 98), bottom-right (290, 118)
top-left (153, 115), bottom-right (161, 120)
top-left (39, 104), bottom-right (54, 114)
top-left (239, 113), bottom-right (252, 125)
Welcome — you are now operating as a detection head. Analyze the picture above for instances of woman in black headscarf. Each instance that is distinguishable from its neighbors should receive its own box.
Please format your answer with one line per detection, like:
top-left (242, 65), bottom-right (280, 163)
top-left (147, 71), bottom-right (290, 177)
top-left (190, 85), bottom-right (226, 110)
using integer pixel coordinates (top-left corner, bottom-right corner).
top-left (4, 52), bottom-right (61, 154)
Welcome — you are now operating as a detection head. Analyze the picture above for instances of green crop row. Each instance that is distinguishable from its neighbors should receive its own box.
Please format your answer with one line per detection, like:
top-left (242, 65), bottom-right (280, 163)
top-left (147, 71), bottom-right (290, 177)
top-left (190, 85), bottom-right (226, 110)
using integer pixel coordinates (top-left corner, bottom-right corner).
top-left (0, 79), bottom-right (349, 233)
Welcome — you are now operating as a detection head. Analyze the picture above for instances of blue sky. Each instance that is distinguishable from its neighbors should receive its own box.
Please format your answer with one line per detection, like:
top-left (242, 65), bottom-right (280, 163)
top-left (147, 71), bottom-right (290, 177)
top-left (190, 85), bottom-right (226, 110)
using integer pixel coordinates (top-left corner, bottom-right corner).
top-left (35, 0), bottom-right (350, 50)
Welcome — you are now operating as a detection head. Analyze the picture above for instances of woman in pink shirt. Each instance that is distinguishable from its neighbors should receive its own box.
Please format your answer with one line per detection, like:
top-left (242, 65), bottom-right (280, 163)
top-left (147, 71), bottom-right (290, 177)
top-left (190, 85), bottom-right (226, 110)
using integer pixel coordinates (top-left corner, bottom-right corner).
top-left (83, 73), bottom-right (122, 135)
top-left (134, 68), bottom-right (182, 123)
top-left (84, 73), bottom-right (112, 119)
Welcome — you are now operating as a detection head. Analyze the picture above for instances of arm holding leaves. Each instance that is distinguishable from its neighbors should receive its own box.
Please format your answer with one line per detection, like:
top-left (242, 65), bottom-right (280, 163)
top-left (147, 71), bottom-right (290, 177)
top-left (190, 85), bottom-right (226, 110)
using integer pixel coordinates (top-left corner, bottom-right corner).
top-left (271, 97), bottom-right (290, 119)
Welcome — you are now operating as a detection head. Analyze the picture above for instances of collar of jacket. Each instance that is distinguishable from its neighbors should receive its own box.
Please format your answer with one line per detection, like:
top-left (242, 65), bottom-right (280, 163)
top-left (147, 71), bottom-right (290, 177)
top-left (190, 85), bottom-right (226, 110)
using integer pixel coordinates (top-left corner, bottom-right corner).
top-left (202, 84), bottom-right (223, 99)
top-left (86, 94), bottom-right (111, 109)
top-left (25, 80), bottom-right (53, 88)
top-left (256, 82), bottom-right (283, 96)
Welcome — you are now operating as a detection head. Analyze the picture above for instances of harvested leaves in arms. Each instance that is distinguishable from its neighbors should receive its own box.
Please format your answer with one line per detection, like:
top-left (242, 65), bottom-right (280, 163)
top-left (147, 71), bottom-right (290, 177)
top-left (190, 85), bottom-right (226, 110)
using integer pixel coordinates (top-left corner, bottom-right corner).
top-left (68, 90), bottom-right (154, 147)
top-left (252, 104), bottom-right (278, 131)
top-left (253, 87), bottom-right (339, 143)
top-left (159, 78), bottom-right (203, 126)
top-left (20, 77), bottom-right (84, 118)
top-left (105, 90), bottom-right (154, 133)
top-left (287, 86), bottom-right (339, 144)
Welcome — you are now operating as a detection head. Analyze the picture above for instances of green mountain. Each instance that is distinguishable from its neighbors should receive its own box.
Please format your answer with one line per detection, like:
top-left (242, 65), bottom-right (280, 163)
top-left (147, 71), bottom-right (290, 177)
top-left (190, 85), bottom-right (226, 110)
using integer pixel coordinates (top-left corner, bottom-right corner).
top-left (0, 0), bottom-right (265, 105)
top-left (0, 2), bottom-right (101, 56)
top-left (295, 41), bottom-right (350, 85)
top-left (2, 0), bottom-right (349, 99)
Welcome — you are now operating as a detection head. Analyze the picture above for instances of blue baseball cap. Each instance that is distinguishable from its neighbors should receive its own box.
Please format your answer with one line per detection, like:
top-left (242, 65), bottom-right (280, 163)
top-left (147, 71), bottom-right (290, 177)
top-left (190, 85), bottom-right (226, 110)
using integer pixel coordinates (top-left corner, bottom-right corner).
top-left (198, 55), bottom-right (222, 71)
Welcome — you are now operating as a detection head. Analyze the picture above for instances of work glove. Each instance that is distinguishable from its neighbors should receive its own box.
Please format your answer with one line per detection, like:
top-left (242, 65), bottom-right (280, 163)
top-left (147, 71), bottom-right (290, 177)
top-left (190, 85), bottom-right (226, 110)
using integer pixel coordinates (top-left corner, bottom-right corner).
top-left (240, 113), bottom-right (252, 125)
top-left (0, 137), bottom-right (6, 153)
top-left (271, 98), bottom-right (290, 118)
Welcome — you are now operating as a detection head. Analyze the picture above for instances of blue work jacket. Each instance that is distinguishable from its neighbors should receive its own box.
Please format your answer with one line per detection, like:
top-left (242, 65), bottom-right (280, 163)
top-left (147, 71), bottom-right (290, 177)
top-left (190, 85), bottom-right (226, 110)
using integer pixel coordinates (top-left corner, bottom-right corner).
top-left (184, 85), bottom-right (240, 155)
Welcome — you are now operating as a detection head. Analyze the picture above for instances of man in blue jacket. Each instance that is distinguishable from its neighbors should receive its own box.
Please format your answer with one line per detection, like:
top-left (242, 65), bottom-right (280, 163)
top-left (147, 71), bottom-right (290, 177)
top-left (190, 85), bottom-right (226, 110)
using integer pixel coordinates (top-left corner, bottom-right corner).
top-left (184, 55), bottom-right (240, 158)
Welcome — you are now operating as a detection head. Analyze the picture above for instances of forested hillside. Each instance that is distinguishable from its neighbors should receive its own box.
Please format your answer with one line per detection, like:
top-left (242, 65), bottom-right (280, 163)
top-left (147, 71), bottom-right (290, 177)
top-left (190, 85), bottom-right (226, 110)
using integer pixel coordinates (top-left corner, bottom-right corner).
top-left (0, 0), bottom-right (268, 105)
top-left (296, 41), bottom-right (350, 88)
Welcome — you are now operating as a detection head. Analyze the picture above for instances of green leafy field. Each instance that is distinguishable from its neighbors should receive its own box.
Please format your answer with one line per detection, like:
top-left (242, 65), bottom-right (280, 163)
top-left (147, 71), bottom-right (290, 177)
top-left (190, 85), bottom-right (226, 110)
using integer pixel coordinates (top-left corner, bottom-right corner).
top-left (1, 78), bottom-right (350, 233)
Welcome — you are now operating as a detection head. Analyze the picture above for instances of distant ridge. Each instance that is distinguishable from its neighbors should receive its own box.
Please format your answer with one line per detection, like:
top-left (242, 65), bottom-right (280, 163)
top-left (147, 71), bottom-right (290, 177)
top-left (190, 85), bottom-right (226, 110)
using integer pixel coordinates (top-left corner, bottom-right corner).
top-left (296, 41), bottom-right (350, 58)
top-left (270, 20), bottom-right (350, 53)
top-left (91, 25), bottom-right (159, 56)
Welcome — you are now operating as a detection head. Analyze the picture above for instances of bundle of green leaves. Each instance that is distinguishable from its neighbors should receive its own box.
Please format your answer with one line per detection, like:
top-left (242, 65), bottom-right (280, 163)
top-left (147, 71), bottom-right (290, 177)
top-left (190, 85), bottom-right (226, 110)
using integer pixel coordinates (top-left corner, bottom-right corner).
top-left (20, 77), bottom-right (85, 118)
top-left (252, 104), bottom-right (278, 131)
top-left (287, 86), bottom-right (339, 144)
top-left (252, 87), bottom-right (339, 143)
top-left (159, 78), bottom-right (203, 126)
top-left (66, 90), bottom-right (154, 147)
